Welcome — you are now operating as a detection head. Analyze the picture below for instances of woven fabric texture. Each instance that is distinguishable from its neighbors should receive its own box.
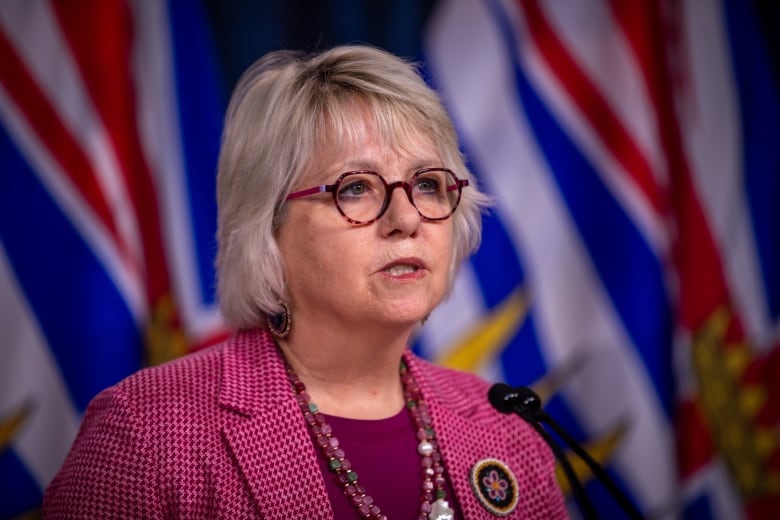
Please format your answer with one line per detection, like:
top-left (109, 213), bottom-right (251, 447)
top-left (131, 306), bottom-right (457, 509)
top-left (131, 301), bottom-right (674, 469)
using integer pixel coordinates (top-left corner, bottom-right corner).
top-left (43, 329), bottom-right (567, 519)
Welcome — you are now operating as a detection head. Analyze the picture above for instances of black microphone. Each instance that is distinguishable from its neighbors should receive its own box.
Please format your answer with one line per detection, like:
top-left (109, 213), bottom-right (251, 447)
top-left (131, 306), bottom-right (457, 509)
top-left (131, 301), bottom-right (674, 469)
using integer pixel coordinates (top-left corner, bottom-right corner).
top-left (489, 383), bottom-right (598, 518)
top-left (489, 383), bottom-right (544, 415)
top-left (489, 383), bottom-right (645, 520)
top-left (488, 383), bottom-right (519, 413)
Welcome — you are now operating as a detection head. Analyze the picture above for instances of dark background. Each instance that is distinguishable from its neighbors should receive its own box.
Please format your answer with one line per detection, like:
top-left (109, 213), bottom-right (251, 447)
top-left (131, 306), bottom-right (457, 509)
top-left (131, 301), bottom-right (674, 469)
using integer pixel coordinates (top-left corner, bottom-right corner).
top-left (204, 0), bottom-right (438, 98)
top-left (202, 0), bottom-right (780, 106)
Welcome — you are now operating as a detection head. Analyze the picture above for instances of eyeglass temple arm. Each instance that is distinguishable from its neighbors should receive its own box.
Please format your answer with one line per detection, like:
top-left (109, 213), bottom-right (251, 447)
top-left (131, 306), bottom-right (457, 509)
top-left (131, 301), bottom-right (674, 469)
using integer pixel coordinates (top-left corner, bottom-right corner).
top-left (286, 185), bottom-right (334, 200)
top-left (447, 179), bottom-right (470, 192)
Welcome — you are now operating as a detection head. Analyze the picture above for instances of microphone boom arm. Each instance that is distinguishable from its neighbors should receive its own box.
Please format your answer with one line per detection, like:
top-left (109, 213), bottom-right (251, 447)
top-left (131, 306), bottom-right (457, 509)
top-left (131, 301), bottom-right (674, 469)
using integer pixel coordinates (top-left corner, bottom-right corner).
top-left (489, 383), bottom-right (645, 520)
top-left (508, 402), bottom-right (599, 519)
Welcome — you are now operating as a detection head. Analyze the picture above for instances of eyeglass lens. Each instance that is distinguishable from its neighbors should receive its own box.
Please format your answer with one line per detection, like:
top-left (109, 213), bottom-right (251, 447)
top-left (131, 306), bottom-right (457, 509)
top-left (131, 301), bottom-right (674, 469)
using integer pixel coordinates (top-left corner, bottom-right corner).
top-left (335, 170), bottom-right (460, 223)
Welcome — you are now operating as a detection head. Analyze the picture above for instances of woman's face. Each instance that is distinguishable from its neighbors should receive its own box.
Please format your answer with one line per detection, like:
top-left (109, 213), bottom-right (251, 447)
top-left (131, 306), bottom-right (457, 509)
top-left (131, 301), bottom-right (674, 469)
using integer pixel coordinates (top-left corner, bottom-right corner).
top-left (277, 123), bottom-right (454, 332)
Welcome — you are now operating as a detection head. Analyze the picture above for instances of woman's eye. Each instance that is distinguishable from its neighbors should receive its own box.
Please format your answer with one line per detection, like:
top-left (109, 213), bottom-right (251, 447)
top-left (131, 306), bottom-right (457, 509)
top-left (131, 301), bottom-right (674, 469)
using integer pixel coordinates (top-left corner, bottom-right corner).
top-left (415, 177), bottom-right (441, 193)
top-left (339, 181), bottom-right (368, 198)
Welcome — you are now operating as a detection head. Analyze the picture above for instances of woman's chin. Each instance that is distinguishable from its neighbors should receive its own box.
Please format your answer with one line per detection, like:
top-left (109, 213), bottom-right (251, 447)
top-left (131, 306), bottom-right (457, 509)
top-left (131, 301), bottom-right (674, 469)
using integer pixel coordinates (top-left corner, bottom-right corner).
top-left (370, 305), bottom-right (433, 329)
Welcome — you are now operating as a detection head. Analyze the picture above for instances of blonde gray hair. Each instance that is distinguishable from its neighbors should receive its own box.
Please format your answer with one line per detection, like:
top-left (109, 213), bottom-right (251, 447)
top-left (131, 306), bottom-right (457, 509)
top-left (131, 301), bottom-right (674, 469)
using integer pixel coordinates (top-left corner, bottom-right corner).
top-left (216, 45), bottom-right (490, 329)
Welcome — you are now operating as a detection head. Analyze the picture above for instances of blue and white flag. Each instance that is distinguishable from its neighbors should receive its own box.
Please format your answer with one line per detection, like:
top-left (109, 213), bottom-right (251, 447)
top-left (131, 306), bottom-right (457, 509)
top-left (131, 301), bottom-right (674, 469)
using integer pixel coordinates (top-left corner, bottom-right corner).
top-left (2, 1), bottom-right (779, 518)
top-left (0, 1), bottom-right (225, 516)
top-left (421, 0), bottom-right (780, 518)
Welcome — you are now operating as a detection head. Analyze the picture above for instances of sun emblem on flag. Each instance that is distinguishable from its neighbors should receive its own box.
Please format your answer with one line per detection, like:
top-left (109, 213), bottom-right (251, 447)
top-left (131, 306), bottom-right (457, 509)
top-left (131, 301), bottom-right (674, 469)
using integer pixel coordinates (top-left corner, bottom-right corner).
top-left (691, 305), bottom-right (780, 515)
top-left (144, 294), bottom-right (189, 366)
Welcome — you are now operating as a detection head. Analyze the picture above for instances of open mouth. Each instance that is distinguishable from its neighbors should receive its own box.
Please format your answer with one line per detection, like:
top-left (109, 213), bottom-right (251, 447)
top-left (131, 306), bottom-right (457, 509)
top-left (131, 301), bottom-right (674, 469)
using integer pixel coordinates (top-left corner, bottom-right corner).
top-left (383, 264), bottom-right (420, 276)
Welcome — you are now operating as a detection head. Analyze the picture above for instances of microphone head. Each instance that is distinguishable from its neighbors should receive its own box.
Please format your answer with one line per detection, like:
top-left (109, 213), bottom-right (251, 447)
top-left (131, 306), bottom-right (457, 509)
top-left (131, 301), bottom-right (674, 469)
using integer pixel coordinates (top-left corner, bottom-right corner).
top-left (488, 383), bottom-right (516, 414)
top-left (489, 383), bottom-right (543, 415)
top-left (515, 386), bottom-right (542, 412)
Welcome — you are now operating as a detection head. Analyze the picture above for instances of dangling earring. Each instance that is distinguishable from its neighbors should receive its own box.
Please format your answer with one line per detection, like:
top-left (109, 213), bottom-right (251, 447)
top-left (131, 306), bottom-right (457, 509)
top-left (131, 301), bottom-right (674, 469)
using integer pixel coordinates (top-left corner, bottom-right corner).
top-left (267, 301), bottom-right (291, 338)
top-left (421, 314), bottom-right (430, 326)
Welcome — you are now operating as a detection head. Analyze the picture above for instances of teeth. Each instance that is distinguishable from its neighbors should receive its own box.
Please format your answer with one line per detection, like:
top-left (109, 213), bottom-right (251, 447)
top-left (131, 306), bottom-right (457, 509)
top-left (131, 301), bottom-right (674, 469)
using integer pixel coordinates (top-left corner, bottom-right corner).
top-left (385, 265), bottom-right (417, 275)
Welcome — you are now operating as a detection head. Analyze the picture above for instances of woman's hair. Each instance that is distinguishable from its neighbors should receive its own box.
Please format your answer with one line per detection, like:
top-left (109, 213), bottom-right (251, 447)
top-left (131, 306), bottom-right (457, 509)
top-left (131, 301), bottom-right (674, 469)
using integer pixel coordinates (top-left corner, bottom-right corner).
top-left (216, 45), bottom-right (490, 329)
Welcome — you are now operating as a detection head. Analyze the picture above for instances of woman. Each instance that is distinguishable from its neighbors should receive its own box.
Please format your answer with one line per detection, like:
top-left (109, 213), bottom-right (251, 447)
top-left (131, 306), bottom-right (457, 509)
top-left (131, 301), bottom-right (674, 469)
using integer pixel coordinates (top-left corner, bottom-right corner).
top-left (44, 45), bottom-right (566, 519)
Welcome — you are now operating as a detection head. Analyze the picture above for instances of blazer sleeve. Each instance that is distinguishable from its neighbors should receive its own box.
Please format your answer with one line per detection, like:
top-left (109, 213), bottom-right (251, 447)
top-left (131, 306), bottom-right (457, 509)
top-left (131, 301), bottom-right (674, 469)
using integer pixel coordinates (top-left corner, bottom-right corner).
top-left (43, 385), bottom-right (163, 519)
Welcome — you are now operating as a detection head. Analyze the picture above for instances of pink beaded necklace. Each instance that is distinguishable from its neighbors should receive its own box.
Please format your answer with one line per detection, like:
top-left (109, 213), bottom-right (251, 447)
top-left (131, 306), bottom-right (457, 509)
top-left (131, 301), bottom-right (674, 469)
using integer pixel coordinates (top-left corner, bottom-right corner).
top-left (285, 361), bottom-right (455, 520)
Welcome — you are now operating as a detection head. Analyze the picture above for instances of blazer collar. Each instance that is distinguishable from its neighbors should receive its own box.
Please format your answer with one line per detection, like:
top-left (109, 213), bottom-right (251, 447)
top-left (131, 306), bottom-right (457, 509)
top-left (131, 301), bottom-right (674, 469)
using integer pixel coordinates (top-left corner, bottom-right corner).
top-left (218, 329), bottom-right (333, 519)
top-left (218, 329), bottom-right (288, 415)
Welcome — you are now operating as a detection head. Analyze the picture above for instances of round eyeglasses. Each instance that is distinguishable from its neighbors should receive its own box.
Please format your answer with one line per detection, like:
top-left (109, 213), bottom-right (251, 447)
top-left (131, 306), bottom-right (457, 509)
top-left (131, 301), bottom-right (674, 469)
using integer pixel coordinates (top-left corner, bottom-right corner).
top-left (286, 168), bottom-right (470, 225)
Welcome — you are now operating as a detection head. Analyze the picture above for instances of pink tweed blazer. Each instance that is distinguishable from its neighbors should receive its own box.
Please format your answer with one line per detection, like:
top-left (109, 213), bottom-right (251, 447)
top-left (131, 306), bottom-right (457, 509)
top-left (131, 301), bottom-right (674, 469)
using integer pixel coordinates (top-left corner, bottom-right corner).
top-left (44, 329), bottom-right (567, 519)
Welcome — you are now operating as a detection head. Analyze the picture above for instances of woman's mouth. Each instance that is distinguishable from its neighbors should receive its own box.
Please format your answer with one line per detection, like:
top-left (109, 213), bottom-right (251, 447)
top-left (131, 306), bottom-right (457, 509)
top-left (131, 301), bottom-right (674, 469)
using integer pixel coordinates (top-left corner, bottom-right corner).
top-left (384, 264), bottom-right (420, 276)
top-left (380, 257), bottom-right (426, 278)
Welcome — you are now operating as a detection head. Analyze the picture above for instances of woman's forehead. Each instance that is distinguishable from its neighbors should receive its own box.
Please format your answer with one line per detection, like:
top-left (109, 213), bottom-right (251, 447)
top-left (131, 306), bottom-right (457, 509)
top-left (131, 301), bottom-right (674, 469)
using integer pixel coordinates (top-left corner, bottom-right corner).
top-left (311, 133), bottom-right (440, 178)
top-left (306, 118), bottom-right (431, 169)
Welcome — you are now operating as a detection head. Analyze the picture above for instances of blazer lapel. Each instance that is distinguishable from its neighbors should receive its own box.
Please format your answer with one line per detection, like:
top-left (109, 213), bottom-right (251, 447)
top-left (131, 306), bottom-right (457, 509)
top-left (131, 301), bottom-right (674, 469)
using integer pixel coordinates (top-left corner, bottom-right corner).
top-left (219, 330), bottom-right (333, 519)
top-left (431, 403), bottom-right (520, 518)
top-left (406, 353), bottom-right (521, 519)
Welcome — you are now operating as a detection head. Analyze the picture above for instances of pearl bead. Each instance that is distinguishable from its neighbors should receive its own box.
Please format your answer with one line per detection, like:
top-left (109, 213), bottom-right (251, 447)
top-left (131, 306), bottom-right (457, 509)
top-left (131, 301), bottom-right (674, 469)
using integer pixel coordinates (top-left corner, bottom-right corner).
top-left (418, 440), bottom-right (434, 456)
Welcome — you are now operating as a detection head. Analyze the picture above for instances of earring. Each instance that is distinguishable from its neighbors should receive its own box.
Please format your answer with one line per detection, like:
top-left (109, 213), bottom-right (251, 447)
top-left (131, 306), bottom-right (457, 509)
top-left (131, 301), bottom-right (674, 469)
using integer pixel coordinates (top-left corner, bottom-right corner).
top-left (267, 301), bottom-right (291, 338)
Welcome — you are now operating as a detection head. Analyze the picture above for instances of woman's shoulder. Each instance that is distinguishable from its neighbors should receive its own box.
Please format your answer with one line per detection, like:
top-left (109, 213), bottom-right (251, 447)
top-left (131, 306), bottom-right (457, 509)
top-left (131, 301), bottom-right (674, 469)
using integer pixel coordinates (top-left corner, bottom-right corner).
top-left (107, 328), bottom-right (276, 406)
top-left (43, 332), bottom-right (279, 518)
top-left (406, 353), bottom-right (559, 474)
top-left (84, 331), bottom-right (248, 423)
top-left (113, 340), bottom-right (227, 401)
top-left (405, 353), bottom-right (544, 440)
top-left (405, 353), bottom-right (513, 431)
top-left (406, 353), bottom-right (491, 401)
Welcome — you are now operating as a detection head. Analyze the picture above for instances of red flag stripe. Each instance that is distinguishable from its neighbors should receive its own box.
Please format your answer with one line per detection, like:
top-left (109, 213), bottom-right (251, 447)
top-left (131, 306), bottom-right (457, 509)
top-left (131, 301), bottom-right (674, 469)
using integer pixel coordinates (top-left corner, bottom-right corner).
top-left (517, 0), bottom-right (668, 220)
top-left (608, 0), bottom-right (729, 329)
top-left (675, 398), bottom-right (716, 478)
top-left (0, 25), bottom-right (137, 272)
top-left (51, 0), bottom-right (172, 305)
top-left (608, 0), bottom-right (729, 478)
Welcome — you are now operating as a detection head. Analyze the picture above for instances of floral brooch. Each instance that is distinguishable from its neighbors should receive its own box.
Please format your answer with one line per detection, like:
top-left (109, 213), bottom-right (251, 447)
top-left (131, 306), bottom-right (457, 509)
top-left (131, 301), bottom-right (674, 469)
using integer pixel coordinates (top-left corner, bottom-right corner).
top-left (469, 458), bottom-right (519, 516)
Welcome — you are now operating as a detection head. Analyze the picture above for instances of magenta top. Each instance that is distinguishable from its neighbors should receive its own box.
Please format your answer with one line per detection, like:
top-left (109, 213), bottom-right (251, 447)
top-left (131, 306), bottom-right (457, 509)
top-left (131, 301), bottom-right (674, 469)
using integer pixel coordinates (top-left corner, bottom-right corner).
top-left (317, 408), bottom-right (462, 519)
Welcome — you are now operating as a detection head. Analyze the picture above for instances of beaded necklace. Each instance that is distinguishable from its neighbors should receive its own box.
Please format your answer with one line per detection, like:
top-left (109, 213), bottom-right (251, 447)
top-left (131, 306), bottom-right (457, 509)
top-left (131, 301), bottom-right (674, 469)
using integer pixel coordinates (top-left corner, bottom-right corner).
top-left (285, 360), bottom-right (455, 520)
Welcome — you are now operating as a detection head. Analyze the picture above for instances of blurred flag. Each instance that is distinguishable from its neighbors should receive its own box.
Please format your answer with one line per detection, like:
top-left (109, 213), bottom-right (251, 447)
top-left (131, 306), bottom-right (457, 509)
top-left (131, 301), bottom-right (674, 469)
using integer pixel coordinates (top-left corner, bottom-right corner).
top-left (0, 0), bottom-right (225, 516)
top-left (421, 0), bottom-right (780, 518)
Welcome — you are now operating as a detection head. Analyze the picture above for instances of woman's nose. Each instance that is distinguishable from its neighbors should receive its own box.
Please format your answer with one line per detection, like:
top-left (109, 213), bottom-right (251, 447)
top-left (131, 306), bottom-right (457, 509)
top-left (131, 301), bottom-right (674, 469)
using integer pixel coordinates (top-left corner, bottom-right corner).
top-left (378, 183), bottom-right (421, 237)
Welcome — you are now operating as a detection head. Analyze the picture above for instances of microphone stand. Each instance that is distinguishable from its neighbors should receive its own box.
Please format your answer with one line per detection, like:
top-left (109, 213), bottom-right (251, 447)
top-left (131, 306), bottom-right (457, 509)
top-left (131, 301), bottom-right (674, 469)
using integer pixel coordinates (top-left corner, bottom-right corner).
top-left (536, 409), bottom-right (644, 519)
top-left (490, 384), bottom-right (645, 520)
top-left (508, 400), bottom-right (599, 519)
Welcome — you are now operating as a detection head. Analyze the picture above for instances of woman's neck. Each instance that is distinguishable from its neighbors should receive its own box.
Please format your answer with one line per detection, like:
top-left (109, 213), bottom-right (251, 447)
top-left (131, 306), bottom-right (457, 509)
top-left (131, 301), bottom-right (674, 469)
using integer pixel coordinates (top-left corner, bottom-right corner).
top-left (276, 321), bottom-right (415, 419)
